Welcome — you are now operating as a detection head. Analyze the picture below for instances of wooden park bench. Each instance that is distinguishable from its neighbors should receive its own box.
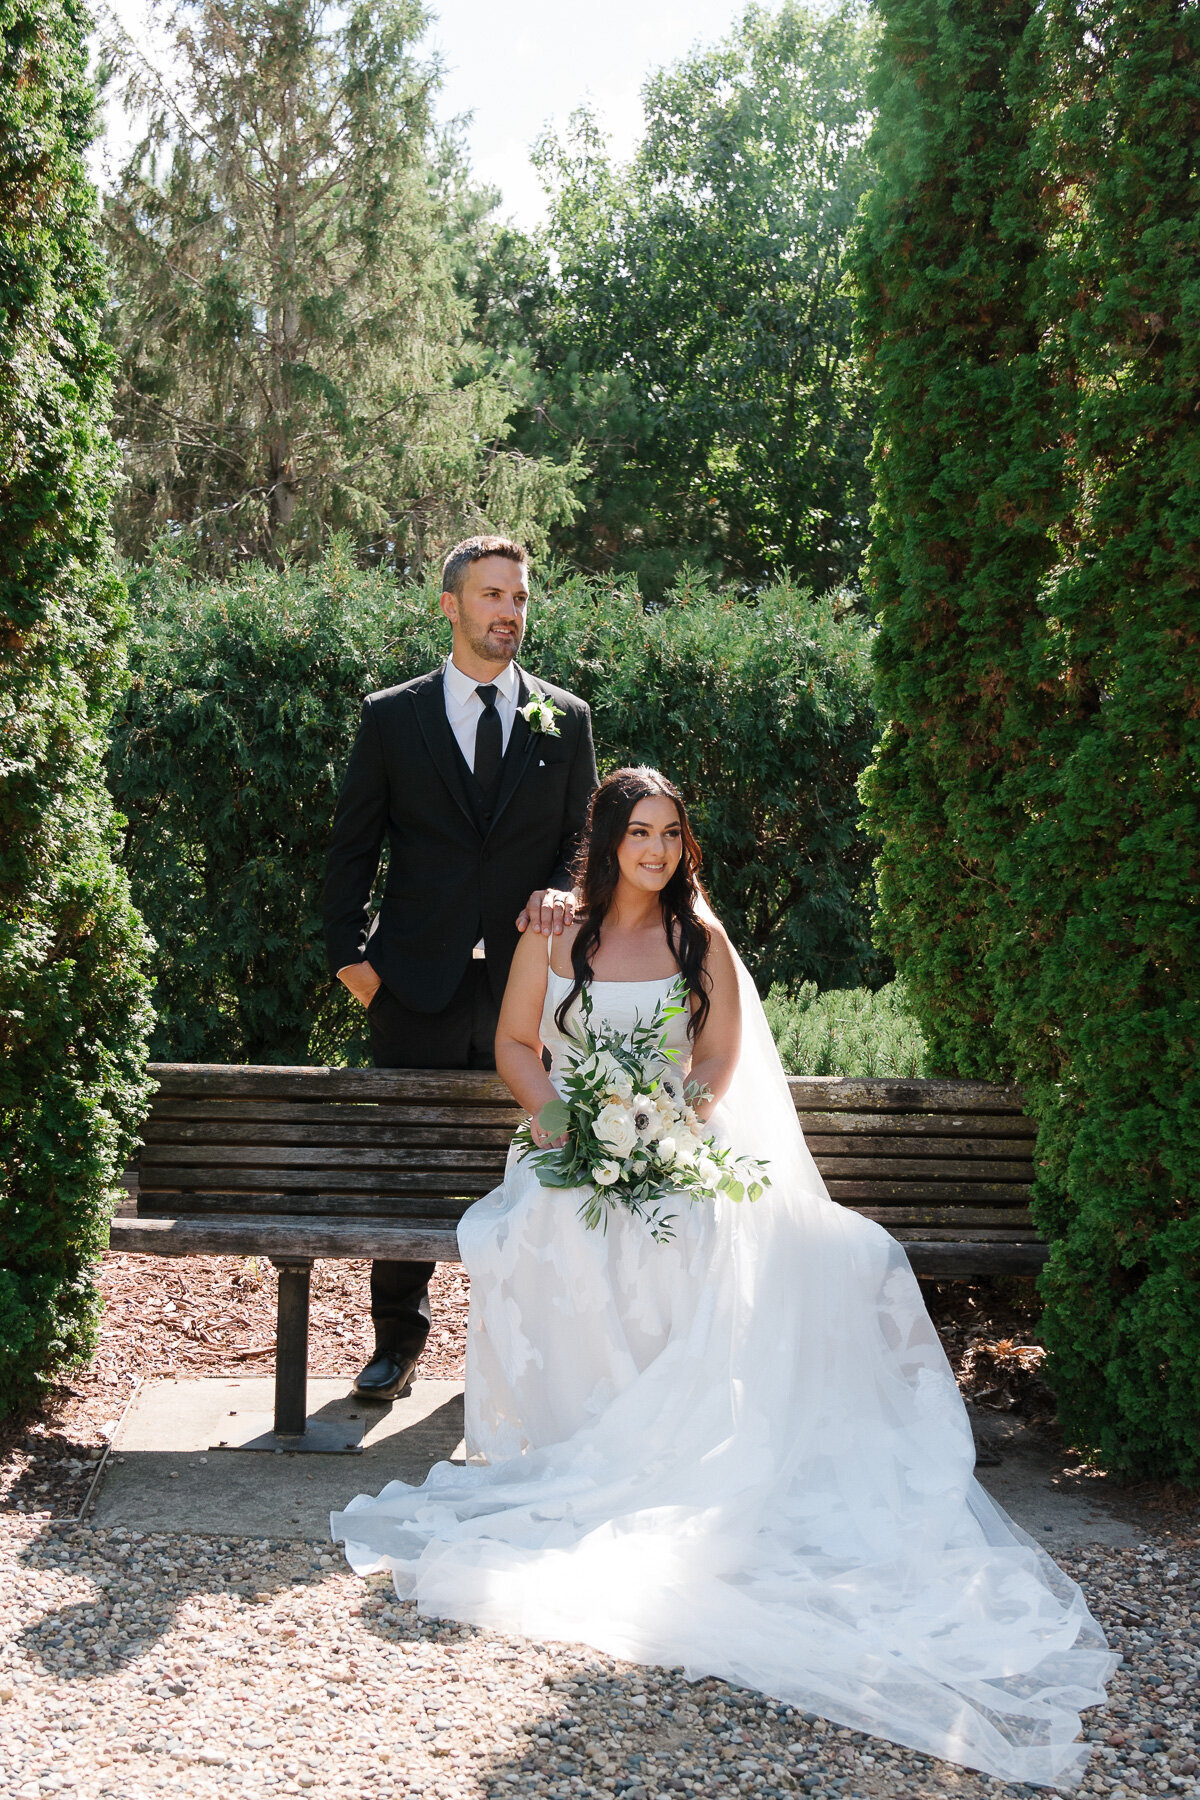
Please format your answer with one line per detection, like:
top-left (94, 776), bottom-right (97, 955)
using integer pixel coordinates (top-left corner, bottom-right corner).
top-left (110, 1064), bottom-right (1043, 1452)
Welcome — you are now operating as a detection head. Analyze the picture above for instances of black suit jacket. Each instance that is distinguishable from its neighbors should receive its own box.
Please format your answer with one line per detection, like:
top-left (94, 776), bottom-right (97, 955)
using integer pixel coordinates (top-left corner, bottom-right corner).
top-left (322, 663), bottom-right (598, 1013)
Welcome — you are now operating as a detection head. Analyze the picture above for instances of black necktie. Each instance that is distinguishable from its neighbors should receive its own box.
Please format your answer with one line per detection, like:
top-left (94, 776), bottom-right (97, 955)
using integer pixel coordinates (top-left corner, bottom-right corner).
top-left (473, 684), bottom-right (502, 793)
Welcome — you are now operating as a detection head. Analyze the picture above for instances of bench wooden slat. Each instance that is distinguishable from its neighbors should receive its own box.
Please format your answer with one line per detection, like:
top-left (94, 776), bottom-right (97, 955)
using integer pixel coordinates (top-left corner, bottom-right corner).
top-left (110, 1215), bottom-right (463, 1260)
top-left (884, 1226), bottom-right (1039, 1242)
top-left (823, 1178), bottom-right (1033, 1202)
top-left (142, 1120), bottom-right (518, 1148)
top-left (139, 1143), bottom-right (509, 1173)
top-left (137, 1185), bottom-right (1034, 1214)
top-left (812, 1154), bottom-right (1033, 1180)
top-left (795, 1110), bottom-right (1036, 1139)
top-left (855, 1206), bottom-right (1033, 1226)
top-left (805, 1138), bottom-right (1034, 1166)
top-left (147, 1098), bottom-right (524, 1127)
top-left (147, 1064), bottom-right (515, 1102)
top-left (784, 1077), bottom-right (1026, 1113)
top-left (137, 1180), bottom-right (496, 1209)
top-left (136, 1191), bottom-right (484, 1217)
top-left (145, 1065), bottom-right (1027, 1114)
top-left (109, 1214), bottom-right (1048, 1275)
top-left (140, 1139), bottom-right (1034, 1180)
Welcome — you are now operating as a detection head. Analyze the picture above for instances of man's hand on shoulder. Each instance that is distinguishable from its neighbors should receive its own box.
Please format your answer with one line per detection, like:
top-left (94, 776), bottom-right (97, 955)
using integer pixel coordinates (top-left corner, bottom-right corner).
top-left (338, 961), bottom-right (382, 1008)
top-left (516, 888), bottom-right (578, 936)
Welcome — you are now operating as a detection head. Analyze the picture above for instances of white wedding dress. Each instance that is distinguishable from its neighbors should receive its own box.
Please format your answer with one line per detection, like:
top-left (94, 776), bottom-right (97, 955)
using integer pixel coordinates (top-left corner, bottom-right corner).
top-left (332, 956), bottom-right (1115, 1786)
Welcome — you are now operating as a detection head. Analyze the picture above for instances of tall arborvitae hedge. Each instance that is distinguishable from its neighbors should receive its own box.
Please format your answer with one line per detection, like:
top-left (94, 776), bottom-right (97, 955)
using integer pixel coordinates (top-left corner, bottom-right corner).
top-left (855, 0), bottom-right (1200, 1481)
top-left (0, 0), bottom-right (153, 1416)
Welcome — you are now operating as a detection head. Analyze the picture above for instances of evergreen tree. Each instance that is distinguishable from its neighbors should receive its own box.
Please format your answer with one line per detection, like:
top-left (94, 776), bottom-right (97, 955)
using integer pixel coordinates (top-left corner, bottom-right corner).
top-left (1002, 0), bottom-right (1200, 1481)
top-left (100, 0), bottom-right (581, 570)
top-left (855, 0), bottom-right (1200, 1481)
top-left (0, 0), bottom-right (153, 1415)
top-left (853, 0), bottom-right (1056, 1080)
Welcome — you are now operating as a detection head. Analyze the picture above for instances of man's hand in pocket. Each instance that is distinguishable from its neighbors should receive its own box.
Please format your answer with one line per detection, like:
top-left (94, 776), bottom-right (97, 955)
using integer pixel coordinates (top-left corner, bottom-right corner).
top-left (338, 962), bottom-right (382, 1008)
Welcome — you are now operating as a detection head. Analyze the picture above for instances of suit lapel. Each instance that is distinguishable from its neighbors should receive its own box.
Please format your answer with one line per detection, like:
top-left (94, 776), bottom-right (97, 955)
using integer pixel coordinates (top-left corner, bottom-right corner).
top-left (488, 666), bottom-right (540, 836)
top-left (412, 667), bottom-right (479, 835)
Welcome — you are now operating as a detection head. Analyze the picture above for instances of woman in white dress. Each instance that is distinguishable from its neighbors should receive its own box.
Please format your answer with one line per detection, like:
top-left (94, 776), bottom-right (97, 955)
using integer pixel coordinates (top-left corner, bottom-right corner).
top-left (332, 769), bottom-right (1115, 1787)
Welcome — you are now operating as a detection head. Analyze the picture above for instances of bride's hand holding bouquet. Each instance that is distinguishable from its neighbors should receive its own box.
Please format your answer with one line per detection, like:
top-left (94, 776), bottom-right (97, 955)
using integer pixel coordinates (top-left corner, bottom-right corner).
top-left (514, 980), bottom-right (769, 1244)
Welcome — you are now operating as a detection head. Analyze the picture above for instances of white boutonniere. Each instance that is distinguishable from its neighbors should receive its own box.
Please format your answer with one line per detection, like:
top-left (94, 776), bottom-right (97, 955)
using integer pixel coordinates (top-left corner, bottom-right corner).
top-left (520, 694), bottom-right (562, 737)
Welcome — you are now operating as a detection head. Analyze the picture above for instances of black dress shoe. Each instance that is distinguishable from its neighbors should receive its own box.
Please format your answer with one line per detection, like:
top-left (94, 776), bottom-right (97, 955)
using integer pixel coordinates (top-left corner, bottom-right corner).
top-left (354, 1350), bottom-right (419, 1401)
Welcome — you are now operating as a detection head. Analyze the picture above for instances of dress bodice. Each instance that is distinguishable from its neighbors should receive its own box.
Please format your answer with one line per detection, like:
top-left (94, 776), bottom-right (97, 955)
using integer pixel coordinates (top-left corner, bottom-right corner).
top-left (540, 968), bottom-right (691, 1076)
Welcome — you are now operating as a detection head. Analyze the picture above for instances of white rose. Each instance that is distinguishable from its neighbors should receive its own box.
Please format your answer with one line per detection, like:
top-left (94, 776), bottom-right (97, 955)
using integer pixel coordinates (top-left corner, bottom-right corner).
top-left (673, 1128), bottom-right (704, 1165)
top-left (657, 1134), bottom-right (678, 1164)
top-left (599, 1060), bottom-right (634, 1103)
top-left (698, 1156), bottom-right (720, 1189)
top-left (594, 1158), bottom-right (622, 1187)
top-left (593, 1101), bottom-right (637, 1158)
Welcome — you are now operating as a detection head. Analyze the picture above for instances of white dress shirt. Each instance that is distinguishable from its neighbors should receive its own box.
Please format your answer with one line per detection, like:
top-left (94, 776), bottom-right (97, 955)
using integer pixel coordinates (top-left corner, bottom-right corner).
top-left (443, 655), bottom-right (520, 771)
top-left (443, 656), bottom-right (522, 959)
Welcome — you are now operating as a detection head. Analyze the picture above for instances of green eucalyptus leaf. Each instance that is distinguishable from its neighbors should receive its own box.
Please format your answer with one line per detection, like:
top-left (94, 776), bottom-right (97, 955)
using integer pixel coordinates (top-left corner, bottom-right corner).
top-left (537, 1097), bottom-right (571, 1140)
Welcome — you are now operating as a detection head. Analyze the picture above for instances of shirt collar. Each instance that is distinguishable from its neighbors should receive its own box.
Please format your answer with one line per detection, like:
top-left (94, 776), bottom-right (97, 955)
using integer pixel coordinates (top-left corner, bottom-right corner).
top-left (444, 655), bottom-right (519, 707)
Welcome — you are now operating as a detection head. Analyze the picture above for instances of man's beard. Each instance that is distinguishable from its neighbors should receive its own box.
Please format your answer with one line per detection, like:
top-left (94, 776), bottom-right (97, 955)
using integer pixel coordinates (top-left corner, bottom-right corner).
top-left (466, 621), bottom-right (522, 666)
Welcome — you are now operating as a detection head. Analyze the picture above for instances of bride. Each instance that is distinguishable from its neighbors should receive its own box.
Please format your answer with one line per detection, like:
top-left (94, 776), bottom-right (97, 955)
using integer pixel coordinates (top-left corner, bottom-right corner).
top-left (332, 768), bottom-right (1115, 1787)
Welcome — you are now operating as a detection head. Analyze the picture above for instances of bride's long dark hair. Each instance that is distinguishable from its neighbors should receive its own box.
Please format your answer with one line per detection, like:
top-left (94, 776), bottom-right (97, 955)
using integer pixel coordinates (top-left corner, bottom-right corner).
top-left (554, 767), bottom-right (712, 1041)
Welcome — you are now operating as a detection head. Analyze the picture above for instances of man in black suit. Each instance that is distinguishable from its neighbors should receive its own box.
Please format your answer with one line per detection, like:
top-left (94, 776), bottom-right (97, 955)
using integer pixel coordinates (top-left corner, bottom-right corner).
top-left (323, 535), bottom-right (598, 1399)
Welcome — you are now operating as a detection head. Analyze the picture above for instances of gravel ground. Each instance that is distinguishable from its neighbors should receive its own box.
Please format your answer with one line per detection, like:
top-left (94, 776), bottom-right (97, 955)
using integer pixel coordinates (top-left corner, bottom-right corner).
top-left (2, 1268), bottom-right (1199, 1797)
top-left (1, 1520), bottom-right (1197, 1800)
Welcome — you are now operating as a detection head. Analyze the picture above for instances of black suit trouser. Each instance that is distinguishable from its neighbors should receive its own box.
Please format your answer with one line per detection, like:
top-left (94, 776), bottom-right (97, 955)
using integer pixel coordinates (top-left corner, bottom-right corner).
top-left (367, 960), bottom-right (500, 1354)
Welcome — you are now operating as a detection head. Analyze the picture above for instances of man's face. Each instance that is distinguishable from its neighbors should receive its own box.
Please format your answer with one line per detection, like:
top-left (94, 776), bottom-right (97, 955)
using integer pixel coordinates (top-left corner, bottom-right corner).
top-left (440, 556), bottom-right (529, 670)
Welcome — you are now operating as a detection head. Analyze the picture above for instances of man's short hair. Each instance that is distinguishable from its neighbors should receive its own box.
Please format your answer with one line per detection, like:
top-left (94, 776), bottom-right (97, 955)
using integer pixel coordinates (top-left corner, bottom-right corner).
top-left (441, 535), bottom-right (529, 600)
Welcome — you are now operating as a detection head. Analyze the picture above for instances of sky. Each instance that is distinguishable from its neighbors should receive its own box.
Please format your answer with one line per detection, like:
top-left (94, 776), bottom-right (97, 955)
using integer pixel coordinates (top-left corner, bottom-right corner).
top-left (422, 0), bottom-right (773, 228)
top-left (95, 0), bottom-right (779, 230)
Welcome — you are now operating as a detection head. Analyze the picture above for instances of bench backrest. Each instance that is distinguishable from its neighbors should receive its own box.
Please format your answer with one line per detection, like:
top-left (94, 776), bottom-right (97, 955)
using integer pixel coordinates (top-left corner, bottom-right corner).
top-left (137, 1066), bottom-right (1035, 1243)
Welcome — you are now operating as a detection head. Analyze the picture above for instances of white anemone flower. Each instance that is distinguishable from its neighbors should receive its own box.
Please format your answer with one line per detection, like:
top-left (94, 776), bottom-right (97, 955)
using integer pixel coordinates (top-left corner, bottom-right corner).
top-left (656, 1068), bottom-right (685, 1107)
top-left (631, 1098), bottom-right (664, 1143)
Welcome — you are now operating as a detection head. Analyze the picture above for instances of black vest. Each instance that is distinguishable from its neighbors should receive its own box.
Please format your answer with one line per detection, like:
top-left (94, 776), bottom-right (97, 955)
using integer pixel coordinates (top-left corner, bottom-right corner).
top-left (450, 730), bottom-right (514, 834)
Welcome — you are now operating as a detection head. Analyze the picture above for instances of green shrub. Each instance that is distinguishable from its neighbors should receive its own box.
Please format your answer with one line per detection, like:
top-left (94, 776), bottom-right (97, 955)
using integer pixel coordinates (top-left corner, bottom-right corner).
top-left (109, 549), bottom-right (880, 1063)
top-left (764, 982), bottom-right (927, 1078)
top-left (854, 0), bottom-right (1200, 1481)
top-left (531, 568), bottom-right (881, 995)
top-left (0, 0), bottom-right (153, 1416)
top-left (110, 544), bottom-right (407, 1064)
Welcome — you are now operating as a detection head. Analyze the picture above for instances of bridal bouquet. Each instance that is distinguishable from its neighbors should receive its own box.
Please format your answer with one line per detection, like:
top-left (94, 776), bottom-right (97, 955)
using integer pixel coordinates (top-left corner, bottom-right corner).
top-left (514, 981), bottom-right (769, 1243)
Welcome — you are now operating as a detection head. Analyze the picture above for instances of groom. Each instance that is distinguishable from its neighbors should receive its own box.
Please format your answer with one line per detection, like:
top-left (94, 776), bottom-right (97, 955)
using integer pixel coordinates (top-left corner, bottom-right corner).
top-left (323, 535), bottom-right (598, 1400)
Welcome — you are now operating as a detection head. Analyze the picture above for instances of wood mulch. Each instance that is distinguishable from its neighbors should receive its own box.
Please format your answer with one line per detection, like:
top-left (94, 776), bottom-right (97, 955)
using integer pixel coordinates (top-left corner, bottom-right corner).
top-left (0, 1254), bottom-right (467, 1522)
top-left (2, 1259), bottom-right (1195, 1537)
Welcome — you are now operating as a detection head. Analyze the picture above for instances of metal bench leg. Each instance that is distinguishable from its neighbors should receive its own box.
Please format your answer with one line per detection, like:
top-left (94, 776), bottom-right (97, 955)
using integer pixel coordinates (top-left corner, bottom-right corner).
top-left (274, 1260), bottom-right (312, 1438)
top-left (210, 1258), bottom-right (364, 1454)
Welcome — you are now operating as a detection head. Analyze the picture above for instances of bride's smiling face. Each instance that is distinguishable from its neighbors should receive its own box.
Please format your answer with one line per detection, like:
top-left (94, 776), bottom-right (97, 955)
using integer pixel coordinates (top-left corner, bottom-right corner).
top-left (616, 795), bottom-right (684, 894)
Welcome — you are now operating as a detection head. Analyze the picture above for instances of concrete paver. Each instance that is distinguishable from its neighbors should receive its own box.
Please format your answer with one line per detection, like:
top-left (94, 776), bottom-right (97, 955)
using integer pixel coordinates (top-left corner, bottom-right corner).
top-left (91, 1377), bottom-right (466, 1539)
top-left (90, 1378), bottom-right (1141, 1550)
